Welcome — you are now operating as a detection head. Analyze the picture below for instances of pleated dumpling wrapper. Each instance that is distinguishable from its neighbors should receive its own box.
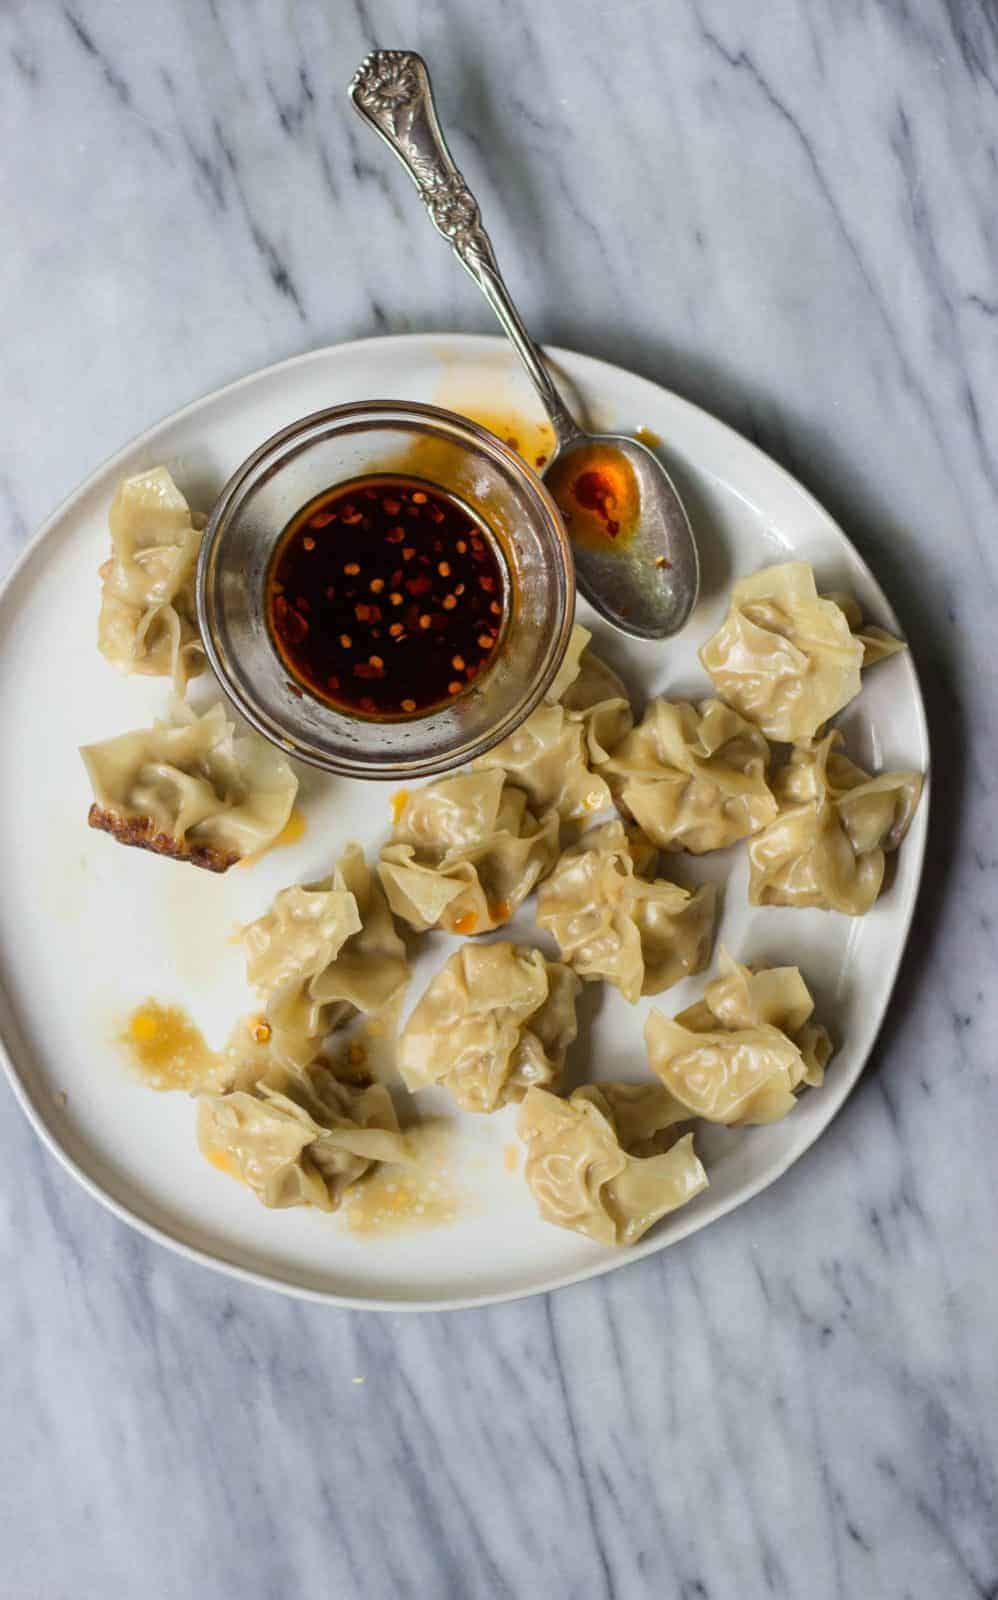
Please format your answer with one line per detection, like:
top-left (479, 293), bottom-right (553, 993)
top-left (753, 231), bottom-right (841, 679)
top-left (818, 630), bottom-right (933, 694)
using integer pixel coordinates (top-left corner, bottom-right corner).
top-left (699, 561), bottom-right (904, 742)
top-left (398, 942), bottom-right (581, 1113)
top-left (472, 623), bottom-right (634, 820)
top-left (517, 1083), bottom-right (708, 1246)
top-left (98, 466), bottom-right (206, 693)
top-left (378, 769), bottom-right (558, 935)
top-left (82, 699), bottom-right (298, 873)
top-left (747, 730), bottom-right (923, 914)
top-left (645, 950), bottom-right (833, 1125)
top-left (198, 1057), bottom-right (410, 1212)
top-left (600, 697), bottom-right (777, 853)
top-left (243, 843), bottom-right (409, 1069)
top-left (536, 819), bottom-right (717, 1002)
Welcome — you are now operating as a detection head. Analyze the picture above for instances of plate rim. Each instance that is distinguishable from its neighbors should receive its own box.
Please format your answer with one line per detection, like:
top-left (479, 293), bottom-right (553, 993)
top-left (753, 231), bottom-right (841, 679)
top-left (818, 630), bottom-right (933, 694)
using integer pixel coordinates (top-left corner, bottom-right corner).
top-left (0, 331), bottom-right (931, 1312)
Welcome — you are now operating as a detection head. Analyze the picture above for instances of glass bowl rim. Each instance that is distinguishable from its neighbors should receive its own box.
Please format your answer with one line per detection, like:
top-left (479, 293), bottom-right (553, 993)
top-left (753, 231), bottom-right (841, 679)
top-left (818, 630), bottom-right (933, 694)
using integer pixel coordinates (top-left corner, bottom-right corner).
top-left (195, 398), bottom-right (576, 780)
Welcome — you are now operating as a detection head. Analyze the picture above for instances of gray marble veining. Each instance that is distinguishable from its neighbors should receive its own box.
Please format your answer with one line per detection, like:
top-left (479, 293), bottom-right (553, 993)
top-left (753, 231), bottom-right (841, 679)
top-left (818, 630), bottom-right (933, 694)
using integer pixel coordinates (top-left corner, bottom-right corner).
top-left (2, 2), bottom-right (996, 1596)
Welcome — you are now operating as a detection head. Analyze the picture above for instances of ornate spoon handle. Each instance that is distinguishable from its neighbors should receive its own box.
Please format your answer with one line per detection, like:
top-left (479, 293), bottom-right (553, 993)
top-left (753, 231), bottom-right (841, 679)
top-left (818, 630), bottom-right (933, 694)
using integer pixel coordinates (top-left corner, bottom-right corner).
top-left (349, 50), bottom-right (582, 451)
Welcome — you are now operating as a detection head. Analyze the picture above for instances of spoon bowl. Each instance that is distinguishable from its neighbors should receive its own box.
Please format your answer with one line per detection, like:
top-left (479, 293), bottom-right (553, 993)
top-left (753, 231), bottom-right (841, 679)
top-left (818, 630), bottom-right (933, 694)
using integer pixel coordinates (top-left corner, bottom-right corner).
top-left (349, 49), bottom-right (700, 641)
top-left (544, 431), bottom-right (699, 637)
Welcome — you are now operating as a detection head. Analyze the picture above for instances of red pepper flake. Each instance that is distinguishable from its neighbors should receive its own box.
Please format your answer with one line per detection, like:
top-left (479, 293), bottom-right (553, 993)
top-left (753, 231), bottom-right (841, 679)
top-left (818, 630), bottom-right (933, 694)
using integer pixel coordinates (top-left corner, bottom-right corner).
top-left (344, 562), bottom-right (360, 576)
top-left (339, 633), bottom-right (352, 649)
top-left (490, 601), bottom-right (502, 616)
top-left (389, 591), bottom-right (404, 607)
top-left (535, 454), bottom-right (548, 468)
top-left (302, 535), bottom-right (316, 551)
top-left (479, 575), bottom-right (496, 592)
top-left (354, 661), bottom-right (386, 680)
top-left (402, 546), bottom-right (415, 561)
top-left (280, 608), bottom-right (308, 645)
top-left (383, 498), bottom-right (401, 515)
top-left (452, 654), bottom-right (465, 671)
top-left (401, 698), bottom-right (416, 712)
top-left (412, 491), bottom-right (427, 504)
top-left (455, 583), bottom-right (466, 597)
top-left (327, 675), bottom-right (340, 691)
top-left (438, 561), bottom-right (451, 577)
top-left (448, 681), bottom-right (463, 695)
top-left (419, 614), bottom-right (432, 630)
top-left (405, 575), bottom-right (432, 596)
top-left (389, 622), bottom-right (404, 638)
top-left (442, 594), bottom-right (457, 611)
top-left (360, 696), bottom-right (376, 712)
top-left (478, 632), bottom-right (494, 650)
top-left (386, 525), bottom-right (405, 543)
top-left (370, 578), bottom-right (385, 593)
top-left (456, 540), bottom-right (468, 554)
top-left (309, 510), bottom-right (336, 529)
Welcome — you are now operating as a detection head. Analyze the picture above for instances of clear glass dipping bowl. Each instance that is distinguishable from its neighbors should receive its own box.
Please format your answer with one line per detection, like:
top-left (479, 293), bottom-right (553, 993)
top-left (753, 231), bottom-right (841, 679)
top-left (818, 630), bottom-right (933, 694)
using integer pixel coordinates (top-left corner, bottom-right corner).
top-left (196, 401), bottom-right (575, 779)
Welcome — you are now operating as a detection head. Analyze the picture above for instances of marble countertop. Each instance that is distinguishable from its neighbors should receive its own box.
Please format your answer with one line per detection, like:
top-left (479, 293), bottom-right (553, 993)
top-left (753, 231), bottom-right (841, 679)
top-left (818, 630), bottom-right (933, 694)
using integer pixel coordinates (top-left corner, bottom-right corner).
top-left (2, 2), bottom-right (996, 1596)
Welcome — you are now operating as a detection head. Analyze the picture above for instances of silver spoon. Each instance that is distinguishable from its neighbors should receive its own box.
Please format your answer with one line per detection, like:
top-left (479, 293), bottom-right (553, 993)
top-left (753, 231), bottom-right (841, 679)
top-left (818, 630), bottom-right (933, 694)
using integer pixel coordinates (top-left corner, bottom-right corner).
top-left (349, 50), bottom-right (699, 640)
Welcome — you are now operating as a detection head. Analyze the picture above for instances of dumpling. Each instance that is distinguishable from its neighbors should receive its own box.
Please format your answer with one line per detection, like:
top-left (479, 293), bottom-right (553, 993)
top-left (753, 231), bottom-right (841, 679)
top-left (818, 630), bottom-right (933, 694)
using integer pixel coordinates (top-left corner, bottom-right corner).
top-left (98, 467), bottom-right (206, 692)
top-left (517, 1083), bottom-right (708, 1246)
top-left (244, 843), bottom-right (409, 1067)
top-left (398, 942), bottom-right (581, 1113)
top-left (198, 1058), bottom-right (410, 1212)
top-left (644, 950), bottom-right (834, 1125)
top-left (699, 562), bottom-right (904, 742)
top-left (747, 730), bottom-right (923, 914)
top-left (822, 590), bottom-right (908, 667)
top-left (473, 623), bottom-right (634, 820)
top-left (82, 700), bottom-right (298, 873)
top-left (601, 698), bottom-right (776, 852)
top-left (536, 820), bottom-right (717, 1001)
top-left (378, 770), bottom-right (558, 934)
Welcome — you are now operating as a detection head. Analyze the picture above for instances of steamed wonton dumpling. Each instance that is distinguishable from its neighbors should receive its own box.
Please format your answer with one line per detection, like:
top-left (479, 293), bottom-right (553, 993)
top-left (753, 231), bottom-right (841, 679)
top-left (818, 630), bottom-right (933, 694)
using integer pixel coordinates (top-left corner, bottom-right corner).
top-left (244, 843), bottom-right (409, 1067)
top-left (82, 700), bottom-right (298, 873)
top-left (644, 950), bottom-right (833, 1125)
top-left (601, 698), bottom-right (776, 852)
top-left (536, 820), bottom-right (717, 1001)
top-left (378, 770), bottom-right (558, 934)
top-left (98, 467), bottom-right (206, 692)
top-left (473, 624), bottom-right (634, 820)
top-left (517, 1083), bottom-right (708, 1246)
top-left (198, 1058), bottom-right (409, 1212)
top-left (398, 943), bottom-right (581, 1113)
top-left (747, 730), bottom-right (923, 915)
top-left (699, 562), bottom-right (904, 742)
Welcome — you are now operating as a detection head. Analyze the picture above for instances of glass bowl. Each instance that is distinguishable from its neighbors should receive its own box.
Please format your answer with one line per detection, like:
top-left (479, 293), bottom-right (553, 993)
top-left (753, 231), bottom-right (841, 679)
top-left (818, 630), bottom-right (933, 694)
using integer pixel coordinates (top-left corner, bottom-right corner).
top-left (196, 401), bottom-right (575, 779)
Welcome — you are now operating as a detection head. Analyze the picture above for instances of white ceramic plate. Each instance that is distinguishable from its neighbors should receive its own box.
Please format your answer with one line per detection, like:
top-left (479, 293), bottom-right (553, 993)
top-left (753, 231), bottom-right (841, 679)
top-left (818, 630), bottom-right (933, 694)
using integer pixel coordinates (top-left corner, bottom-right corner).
top-left (0, 335), bottom-right (929, 1310)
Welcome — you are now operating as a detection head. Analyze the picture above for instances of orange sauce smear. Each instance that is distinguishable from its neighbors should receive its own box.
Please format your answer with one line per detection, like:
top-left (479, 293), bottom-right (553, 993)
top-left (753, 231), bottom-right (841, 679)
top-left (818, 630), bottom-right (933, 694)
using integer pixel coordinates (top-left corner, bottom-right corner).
top-left (545, 443), bottom-right (640, 551)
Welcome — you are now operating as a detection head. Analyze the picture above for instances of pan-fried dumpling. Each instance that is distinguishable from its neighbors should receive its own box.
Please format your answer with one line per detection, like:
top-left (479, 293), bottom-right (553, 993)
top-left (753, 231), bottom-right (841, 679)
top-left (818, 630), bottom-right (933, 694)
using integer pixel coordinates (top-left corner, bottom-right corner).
top-left (473, 624), bottom-right (634, 819)
top-left (82, 700), bottom-right (298, 873)
top-left (398, 942), bottom-right (580, 1113)
top-left (536, 820), bottom-right (717, 1001)
top-left (98, 467), bottom-right (206, 692)
top-left (244, 843), bottom-right (409, 1067)
top-left (644, 950), bottom-right (833, 1125)
top-left (198, 1058), bottom-right (410, 1212)
top-left (601, 698), bottom-right (776, 852)
top-left (699, 562), bottom-right (904, 742)
top-left (747, 731), bottom-right (923, 914)
top-left (517, 1083), bottom-right (707, 1246)
top-left (378, 770), bottom-right (558, 934)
